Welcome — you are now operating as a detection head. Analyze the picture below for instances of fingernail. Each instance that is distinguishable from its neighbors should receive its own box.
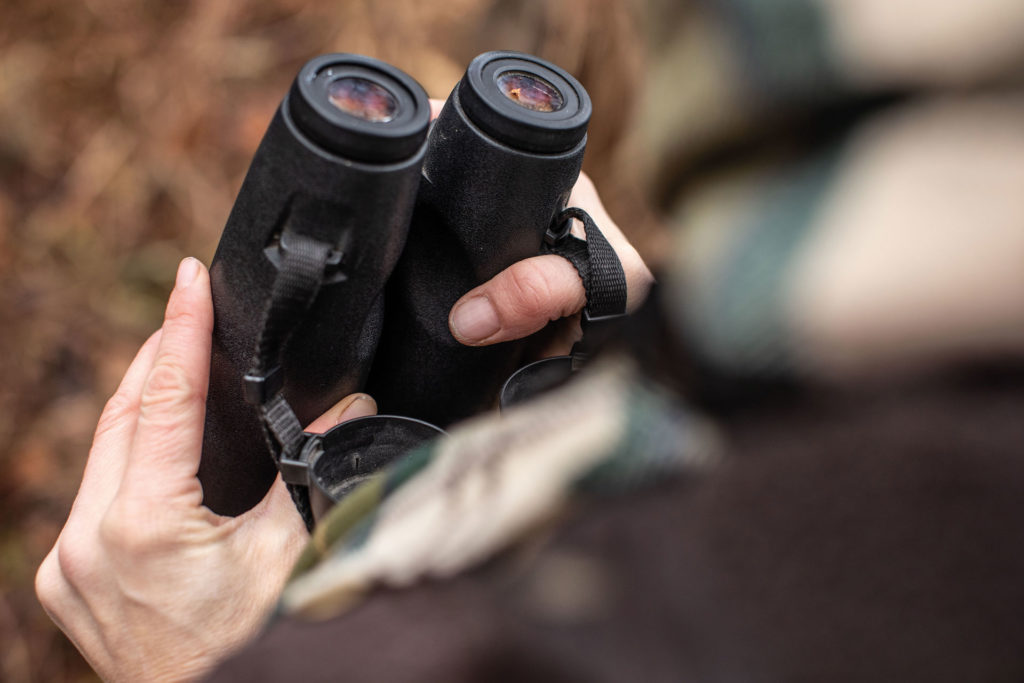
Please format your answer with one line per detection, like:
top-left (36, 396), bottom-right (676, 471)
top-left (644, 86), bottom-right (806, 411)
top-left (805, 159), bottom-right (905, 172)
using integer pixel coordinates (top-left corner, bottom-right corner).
top-left (176, 257), bottom-right (200, 289)
top-left (335, 394), bottom-right (377, 423)
top-left (450, 296), bottom-right (500, 343)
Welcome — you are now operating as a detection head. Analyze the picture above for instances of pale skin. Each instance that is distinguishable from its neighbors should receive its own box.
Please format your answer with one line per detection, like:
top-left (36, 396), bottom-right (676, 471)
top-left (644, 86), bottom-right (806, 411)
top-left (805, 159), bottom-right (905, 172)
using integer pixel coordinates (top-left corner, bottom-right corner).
top-left (36, 105), bottom-right (653, 680)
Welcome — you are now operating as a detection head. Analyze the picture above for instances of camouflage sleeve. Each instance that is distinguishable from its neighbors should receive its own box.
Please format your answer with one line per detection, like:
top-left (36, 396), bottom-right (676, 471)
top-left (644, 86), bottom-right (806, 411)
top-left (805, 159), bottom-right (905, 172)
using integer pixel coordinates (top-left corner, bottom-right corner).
top-left (641, 0), bottom-right (1024, 384)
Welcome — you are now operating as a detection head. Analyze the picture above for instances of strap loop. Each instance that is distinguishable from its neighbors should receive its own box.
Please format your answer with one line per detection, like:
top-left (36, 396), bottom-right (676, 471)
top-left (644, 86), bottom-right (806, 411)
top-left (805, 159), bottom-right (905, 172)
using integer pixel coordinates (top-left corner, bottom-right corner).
top-left (543, 206), bottom-right (628, 321)
top-left (541, 205), bottom-right (630, 373)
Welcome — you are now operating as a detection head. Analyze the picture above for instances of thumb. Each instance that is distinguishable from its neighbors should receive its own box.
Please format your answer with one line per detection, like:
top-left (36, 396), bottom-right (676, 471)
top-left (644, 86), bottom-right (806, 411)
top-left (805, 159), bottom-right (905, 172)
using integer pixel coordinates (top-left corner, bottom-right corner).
top-left (449, 254), bottom-right (585, 346)
top-left (304, 393), bottom-right (378, 435)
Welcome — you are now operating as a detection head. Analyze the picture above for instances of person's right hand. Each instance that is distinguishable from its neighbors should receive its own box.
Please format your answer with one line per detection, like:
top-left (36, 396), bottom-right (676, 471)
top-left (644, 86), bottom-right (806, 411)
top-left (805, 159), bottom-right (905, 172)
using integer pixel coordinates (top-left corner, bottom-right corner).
top-left (35, 257), bottom-right (375, 682)
top-left (448, 172), bottom-right (653, 353)
top-left (426, 98), bottom-right (653, 354)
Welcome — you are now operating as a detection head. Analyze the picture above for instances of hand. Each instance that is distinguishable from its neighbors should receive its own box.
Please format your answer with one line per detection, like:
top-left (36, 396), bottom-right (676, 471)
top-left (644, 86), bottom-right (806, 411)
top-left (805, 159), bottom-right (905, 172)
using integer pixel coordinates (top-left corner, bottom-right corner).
top-left (428, 98), bottom-right (653, 351)
top-left (35, 258), bottom-right (375, 682)
top-left (447, 171), bottom-right (653, 349)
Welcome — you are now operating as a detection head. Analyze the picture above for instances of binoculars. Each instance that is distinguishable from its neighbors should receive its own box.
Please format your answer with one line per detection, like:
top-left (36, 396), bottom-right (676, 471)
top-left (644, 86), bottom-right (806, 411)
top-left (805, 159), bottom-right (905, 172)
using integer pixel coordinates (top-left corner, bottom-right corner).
top-left (199, 51), bottom-right (592, 519)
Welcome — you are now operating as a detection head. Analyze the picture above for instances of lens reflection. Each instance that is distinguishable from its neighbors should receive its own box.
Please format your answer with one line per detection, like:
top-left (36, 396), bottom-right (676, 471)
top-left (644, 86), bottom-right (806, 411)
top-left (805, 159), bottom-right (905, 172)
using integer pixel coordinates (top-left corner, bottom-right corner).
top-left (496, 71), bottom-right (564, 112)
top-left (327, 77), bottom-right (398, 123)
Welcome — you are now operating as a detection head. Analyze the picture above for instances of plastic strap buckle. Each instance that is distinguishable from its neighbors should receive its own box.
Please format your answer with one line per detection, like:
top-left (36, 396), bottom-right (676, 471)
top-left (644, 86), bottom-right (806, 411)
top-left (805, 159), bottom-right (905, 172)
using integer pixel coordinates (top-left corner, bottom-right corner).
top-left (278, 435), bottom-right (323, 487)
top-left (278, 454), bottom-right (310, 487)
top-left (571, 308), bottom-right (627, 371)
top-left (583, 308), bottom-right (627, 327)
top-left (243, 365), bottom-right (283, 406)
top-left (544, 213), bottom-right (574, 246)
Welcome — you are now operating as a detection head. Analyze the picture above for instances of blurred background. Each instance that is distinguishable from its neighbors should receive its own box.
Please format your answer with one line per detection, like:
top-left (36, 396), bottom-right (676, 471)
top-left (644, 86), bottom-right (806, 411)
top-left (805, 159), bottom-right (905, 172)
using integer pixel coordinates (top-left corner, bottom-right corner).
top-left (6, 0), bottom-right (1024, 679)
top-left (0, 0), bottom-right (656, 679)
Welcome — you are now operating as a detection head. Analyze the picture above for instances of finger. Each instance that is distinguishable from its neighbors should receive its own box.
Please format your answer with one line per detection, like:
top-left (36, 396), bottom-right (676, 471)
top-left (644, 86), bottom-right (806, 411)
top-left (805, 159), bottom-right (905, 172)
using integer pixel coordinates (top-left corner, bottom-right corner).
top-left (304, 393), bottom-right (378, 435)
top-left (429, 98), bottom-right (445, 121)
top-left (538, 314), bottom-right (584, 358)
top-left (569, 172), bottom-right (622, 242)
top-left (71, 330), bottom-right (163, 519)
top-left (121, 257), bottom-right (213, 503)
top-left (450, 254), bottom-right (586, 346)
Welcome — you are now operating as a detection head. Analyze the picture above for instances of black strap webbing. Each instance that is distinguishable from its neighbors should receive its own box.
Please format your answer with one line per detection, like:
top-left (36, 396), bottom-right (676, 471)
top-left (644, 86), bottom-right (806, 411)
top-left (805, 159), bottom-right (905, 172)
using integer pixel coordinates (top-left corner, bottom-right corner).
top-left (245, 232), bottom-right (332, 530)
top-left (542, 206), bottom-right (629, 370)
top-left (544, 207), bottom-right (628, 319)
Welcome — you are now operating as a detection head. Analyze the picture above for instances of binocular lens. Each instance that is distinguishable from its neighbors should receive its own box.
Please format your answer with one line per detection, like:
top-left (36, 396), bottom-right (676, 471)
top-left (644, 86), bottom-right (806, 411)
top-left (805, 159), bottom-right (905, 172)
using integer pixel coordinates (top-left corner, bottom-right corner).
top-left (328, 77), bottom-right (398, 123)
top-left (496, 71), bottom-right (564, 112)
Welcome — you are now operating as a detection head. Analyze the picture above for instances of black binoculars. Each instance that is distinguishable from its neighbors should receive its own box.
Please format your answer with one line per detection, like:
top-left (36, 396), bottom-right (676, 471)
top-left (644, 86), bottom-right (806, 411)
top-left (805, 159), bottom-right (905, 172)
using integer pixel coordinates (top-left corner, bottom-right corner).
top-left (199, 51), bottom-right (593, 520)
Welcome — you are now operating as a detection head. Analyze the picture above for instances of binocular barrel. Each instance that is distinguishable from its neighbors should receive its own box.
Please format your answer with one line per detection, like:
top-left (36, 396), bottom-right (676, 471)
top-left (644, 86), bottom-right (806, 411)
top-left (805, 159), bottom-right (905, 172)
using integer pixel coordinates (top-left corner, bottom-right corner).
top-left (200, 55), bottom-right (431, 516)
top-left (199, 51), bottom-right (591, 517)
top-left (366, 51), bottom-right (591, 427)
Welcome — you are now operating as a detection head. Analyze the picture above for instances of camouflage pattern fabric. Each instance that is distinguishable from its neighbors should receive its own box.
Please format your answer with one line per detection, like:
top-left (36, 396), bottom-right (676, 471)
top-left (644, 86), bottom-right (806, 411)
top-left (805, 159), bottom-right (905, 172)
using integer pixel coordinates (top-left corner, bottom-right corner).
top-left (281, 358), bottom-right (721, 619)
top-left (642, 0), bottom-right (1024, 384)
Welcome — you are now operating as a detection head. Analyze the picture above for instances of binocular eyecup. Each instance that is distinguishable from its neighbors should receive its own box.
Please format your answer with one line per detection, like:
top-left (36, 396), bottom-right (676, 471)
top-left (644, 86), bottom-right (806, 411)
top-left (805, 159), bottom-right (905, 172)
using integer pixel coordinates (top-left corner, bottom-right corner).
top-left (288, 54), bottom-right (430, 163)
top-left (457, 51), bottom-right (590, 153)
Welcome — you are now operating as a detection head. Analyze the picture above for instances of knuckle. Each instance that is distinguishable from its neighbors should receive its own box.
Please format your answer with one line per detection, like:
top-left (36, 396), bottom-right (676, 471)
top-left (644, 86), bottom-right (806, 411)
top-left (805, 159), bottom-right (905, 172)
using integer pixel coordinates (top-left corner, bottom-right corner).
top-left (55, 532), bottom-right (99, 590)
top-left (35, 552), bottom-right (65, 610)
top-left (504, 260), bottom-right (558, 320)
top-left (94, 390), bottom-right (136, 440)
top-left (99, 504), bottom-right (153, 556)
top-left (139, 360), bottom-right (199, 424)
top-left (97, 510), bottom-right (124, 549)
top-left (164, 294), bottom-right (205, 329)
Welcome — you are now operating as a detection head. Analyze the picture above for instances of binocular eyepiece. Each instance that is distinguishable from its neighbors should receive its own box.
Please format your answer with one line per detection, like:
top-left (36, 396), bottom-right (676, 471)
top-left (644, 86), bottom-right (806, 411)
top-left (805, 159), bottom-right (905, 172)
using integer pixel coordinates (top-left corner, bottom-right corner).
top-left (288, 54), bottom-right (429, 162)
top-left (457, 52), bottom-right (589, 153)
top-left (200, 50), bottom-right (591, 520)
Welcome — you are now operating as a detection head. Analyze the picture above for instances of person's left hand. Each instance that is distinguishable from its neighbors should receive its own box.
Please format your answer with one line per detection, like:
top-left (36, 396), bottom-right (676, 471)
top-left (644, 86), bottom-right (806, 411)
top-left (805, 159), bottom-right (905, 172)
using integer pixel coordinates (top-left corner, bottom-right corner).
top-left (35, 257), bottom-right (374, 682)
